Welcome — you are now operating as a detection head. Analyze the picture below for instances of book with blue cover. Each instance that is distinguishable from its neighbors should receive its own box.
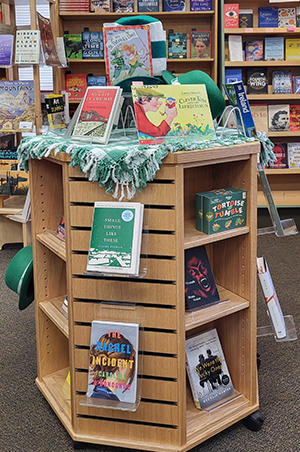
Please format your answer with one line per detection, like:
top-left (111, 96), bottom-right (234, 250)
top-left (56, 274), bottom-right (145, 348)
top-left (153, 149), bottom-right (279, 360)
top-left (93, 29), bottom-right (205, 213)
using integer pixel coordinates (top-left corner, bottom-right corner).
top-left (163, 0), bottom-right (185, 11)
top-left (0, 35), bottom-right (14, 66)
top-left (225, 68), bottom-right (242, 84)
top-left (224, 81), bottom-right (257, 138)
top-left (264, 37), bottom-right (284, 61)
top-left (190, 0), bottom-right (211, 11)
top-left (258, 7), bottom-right (278, 28)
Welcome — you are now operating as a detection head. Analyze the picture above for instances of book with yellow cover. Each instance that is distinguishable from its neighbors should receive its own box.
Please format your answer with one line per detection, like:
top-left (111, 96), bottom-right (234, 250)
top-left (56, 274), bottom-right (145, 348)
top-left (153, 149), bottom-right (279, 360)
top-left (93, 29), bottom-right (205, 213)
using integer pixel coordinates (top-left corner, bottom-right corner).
top-left (131, 84), bottom-right (216, 145)
top-left (285, 38), bottom-right (300, 61)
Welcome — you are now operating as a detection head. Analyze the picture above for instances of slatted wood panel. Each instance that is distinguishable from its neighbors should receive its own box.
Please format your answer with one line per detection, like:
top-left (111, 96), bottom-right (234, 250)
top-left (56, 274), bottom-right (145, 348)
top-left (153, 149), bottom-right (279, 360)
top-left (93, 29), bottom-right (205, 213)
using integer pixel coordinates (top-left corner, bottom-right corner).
top-left (68, 164), bottom-right (176, 180)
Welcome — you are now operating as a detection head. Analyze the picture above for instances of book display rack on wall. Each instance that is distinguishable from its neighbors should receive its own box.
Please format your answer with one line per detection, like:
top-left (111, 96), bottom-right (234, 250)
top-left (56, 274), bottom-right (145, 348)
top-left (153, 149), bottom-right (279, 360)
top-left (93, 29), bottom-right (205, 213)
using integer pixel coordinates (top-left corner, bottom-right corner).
top-left (222, 0), bottom-right (300, 208)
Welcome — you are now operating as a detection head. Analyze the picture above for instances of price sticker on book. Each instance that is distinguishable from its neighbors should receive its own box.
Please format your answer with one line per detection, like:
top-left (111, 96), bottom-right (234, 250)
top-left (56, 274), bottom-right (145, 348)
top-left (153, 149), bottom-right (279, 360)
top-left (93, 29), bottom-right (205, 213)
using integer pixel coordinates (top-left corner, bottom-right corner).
top-left (19, 121), bottom-right (33, 130)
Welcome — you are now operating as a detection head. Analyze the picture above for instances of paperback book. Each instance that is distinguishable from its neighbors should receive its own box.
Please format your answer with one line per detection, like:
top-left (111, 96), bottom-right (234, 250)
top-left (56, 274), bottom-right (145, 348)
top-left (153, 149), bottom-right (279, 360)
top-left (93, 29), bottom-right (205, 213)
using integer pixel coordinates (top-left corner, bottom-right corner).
top-left (86, 320), bottom-right (139, 404)
top-left (285, 38), bottom-right (300, 61)
top-left (224, 81), bottom-right (257, 137)
top-left (228, 35), bottom-right (243, 61)
top-left (37, 12), bottom-right (60, 66)
top-left (137, 0), bottom-right (159, 12)
top-left (224, 4), bottom-right (239, 28)
top-left (45, 94), bottom-right (65, 129)
top-left (72, 86), bottom-right (122, 144)
top-left (297, 7), bottom-right (300, 28)
top-left (185, 246), bottom-right (220, 311)
top-left (0, 35), bottom-right (13, 66)
top-left (225, 68), bottom-right (242, 84)
top-left (82, 28), bottom-right (104, 59)
top-left (288, 142), bottom-right (300, 168)
top-left (264, 37), bottom-right (284, 61)
top-left (0, 134), bottom-right (17, 160)
top-left (87, 75), bottom-right (107, 86)
top-left (278, 8), bottom-right (295, 28)
top-left (65, 73), bottom-right (87, 101)
top-left (268, 143), bottom-right (288, 169)
top-left (113, 0), bottom-right (134, 12)
top-left (293, 75), bottom-right (300, 94)
top-left (272, 70), bottom-right (292, 94)
top-left (268, 104), bottom-right (290, 132)
top-left (131, 84), bottom-right (216, 145)
top-left (245, 40), bottom-right (263, 61)
top-left (86, 201), bottom-right (144, 276)
top-left (168, 31), bottom-right (187, 59)
top-left (163, 0), bottom-right (185, 12)
top-left (190, 31), bottom-right (211, 59)
top-left (103, 24), bottom-right (153, 86)
top-left (246, 68), bottom-right (268, 95)
top-left (185, 328), bottom-right (234, 410)
top-left (0, 80), bottom-right (35, 133)
top-left (258, 7), bottom-right (278, 28)
top-left (289, 104), bottom-right (300, 131)
top-left (239, 9), bottom-right (253, 28)
top-left (15, 30), bottom-right (40, 65)
top-left (64, 33), bottom-right (82, 59)
top-left (250, 104), bottom-right (268, 132)
top-left (89, 0), bottom-right (110, 12)
top-left (190, 0), bottom-right (211, 12)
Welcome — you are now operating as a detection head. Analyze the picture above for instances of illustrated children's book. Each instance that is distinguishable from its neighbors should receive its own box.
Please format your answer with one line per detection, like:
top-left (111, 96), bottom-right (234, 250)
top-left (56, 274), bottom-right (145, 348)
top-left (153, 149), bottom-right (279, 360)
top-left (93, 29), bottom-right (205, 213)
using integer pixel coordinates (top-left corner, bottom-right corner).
top-left (103, 24), bottom-right (153, 86)
top-left (65, 73), bottom-right (87, 101)
top-left (168, 31), bottom-right (187, 59)
top-left (0, 80), bottom-right (35, 133)
top-left (185, 328), bottom-right (234, 410)
top-left (72, 86), bottom-right (122, 144)
top-left (0, 35), bottom-right (14, 66)
top-left (37, 12), bottom-right (60, 66)
top-left (268, 143), bottom-right (288, 169)
top-left (224, 4), bottom-right (239, 28)
top-left (190, 31), bottom-right (211, 59)
top-left (184, 246), bottom-right (220, 311)
top-left (86, 320), bottom-right (139, 404)
top-left (14, 30), bottom-right (40, 65)
top-left (224, 81), bottom-right (257, 137)
top-left (131, 84), bottom-right (216, 145)
top-left (86, 201), bottom-right (144, 276)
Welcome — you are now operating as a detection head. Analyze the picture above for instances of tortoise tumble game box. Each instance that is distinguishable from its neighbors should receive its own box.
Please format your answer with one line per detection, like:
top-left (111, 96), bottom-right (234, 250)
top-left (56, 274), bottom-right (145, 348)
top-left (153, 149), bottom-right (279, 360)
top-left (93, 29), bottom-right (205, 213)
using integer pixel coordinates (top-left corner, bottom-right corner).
top-left (196, 187), bottom-right (247, 235)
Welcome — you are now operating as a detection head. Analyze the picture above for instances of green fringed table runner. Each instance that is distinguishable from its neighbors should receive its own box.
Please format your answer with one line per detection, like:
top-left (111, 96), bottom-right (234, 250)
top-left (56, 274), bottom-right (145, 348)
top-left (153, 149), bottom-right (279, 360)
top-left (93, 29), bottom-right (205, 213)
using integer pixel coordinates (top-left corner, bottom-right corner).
top-left (17, 129), bottom-right (275, 201)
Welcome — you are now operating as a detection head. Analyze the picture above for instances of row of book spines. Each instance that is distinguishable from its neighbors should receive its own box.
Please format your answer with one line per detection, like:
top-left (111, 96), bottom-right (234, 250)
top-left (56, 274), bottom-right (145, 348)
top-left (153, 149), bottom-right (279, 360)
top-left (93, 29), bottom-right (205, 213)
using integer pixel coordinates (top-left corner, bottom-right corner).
top-left (59, 0), bottom-right (212, 14)
top-left (226, 37), bottom-right (300, 62)
top-left (267, 143), bottom-right (300, 169)
top-left (224, 4), bottom-right (300, 28)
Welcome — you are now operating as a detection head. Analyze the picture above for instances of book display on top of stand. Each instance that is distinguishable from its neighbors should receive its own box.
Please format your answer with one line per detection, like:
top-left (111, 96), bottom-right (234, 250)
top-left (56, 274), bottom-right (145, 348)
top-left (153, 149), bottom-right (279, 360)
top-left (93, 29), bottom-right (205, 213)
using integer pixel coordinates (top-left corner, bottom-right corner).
top-left (37, 12), bottom-right (61, 66)
top-left (0, 80), bottom-right (35, 133)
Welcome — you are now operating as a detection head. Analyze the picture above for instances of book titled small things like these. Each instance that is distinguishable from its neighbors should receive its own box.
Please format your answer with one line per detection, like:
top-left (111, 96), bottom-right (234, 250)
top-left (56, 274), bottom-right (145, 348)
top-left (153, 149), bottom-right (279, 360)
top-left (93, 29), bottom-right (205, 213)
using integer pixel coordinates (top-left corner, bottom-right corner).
top-left (186, 328), bottom-right (235, 410)
top-left (86, 201), bottom-right (144, 276)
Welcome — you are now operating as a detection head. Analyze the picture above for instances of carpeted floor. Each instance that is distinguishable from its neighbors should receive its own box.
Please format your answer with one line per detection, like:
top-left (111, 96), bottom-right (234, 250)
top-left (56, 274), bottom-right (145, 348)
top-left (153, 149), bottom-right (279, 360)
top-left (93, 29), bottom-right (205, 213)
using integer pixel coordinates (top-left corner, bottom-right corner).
top-left (1, 210), bottom-right (300, 452)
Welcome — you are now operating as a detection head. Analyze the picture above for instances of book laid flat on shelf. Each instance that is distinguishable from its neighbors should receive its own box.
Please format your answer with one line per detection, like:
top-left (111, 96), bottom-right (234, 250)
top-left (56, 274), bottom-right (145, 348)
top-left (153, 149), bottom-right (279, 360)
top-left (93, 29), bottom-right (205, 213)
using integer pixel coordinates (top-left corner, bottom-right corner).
top-left (239, 9), bottom-right (253, 28)
top-left (228, 35), bottom-right (243, 61)
top-left (0, 80), bottom-right (35, 133)
top-left (190, 0), bottom-right (211, 12)
top-left (264, 37), bottom-right (284, 61)
top-left (65, 73), bottom-right (87, 101)
top-left (186, 328), bottom-right (234, 410)
top-left (137, 0), bottom-right (159, 12)
top-left (103, 24), bottom-right (153, 86)
top-left (224, 4), bottom-right (239, 28)
top-left (86, 201), bottom-right (144, 276)
top-left (288, 142), bottom-right (300, 168)
top-left (272, 70), bottom-right (292, 94)
top-left (45, 94), bottom-right (65, 129)
top-left (168, 31), bottom-right (187, 59)
top-left (246, 68), bottom-right (268, 95)
top-left (163, 0), bottom-right (185, 12)
top-left (250, 104), bottom-right (268, 132)
top-left (224, 81), bottom-right (257, 138)
top-left (268, 104), bottom-right (290, 132)
top-left (290, 104), bottom-right (300, 131)
top-left (14, 30), bottom-right (40, 65)
top-left (190, 31), bottom-right (211, 59)
top-left (185, 246), bottom-right (220, 311)
top-left (86, 320), bottom-right (139, 404)
top-left (37, 12), bottom-right (60, 66)
top-left (258, 7), bottom-right (278, 28)
top-left (285, 39), bottom-right (300, 61)
top-left (268, 143), bottom-right (288, 169)
top-left (278, 8), bottom-right (295, 28)
top-left (245, 41), bottom-right (264, 61)
top-left (72, 86), bottom-right (122, 145)
top-left (197, 187), bottom-right (247, 235)
top-left (113, 0), bottom-right (134, 12)
top-left (131, 84), bottom-right (216, 145)
top-left (90, 0), bottom-right (110, 12)
top-left (0, 35), bottom-right (13, 66)
top-left (64, 33), bottom-right (82, 59)
top-left (225, 68), bottom-right (242, 84)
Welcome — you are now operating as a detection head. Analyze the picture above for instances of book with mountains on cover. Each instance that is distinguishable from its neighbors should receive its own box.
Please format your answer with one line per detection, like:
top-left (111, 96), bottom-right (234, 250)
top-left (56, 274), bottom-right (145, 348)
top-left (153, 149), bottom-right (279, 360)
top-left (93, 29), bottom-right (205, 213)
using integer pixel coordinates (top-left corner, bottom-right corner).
top-left (185, 328), bottom-right (234, 410)
top-left (86, 320), bottom-right (139, 404)
top-left (103, 24), bottom-right (153, 86)
top-left (184, 246), bottom-right (220, 311)
top-left (86, 201), bottom-right (144, 276)
top-left (0, 80), bottom-right (35, 133)
top-left (131, 84), bottom-right (216, 145)
top-left (72, 86), bottom-right (122, 144)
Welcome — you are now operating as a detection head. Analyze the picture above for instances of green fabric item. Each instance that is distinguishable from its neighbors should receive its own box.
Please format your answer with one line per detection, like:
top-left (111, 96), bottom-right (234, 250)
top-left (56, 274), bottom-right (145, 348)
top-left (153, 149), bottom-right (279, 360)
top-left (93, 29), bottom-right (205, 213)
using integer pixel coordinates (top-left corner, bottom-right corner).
top-left (17, 128), bottom-right (273, 201)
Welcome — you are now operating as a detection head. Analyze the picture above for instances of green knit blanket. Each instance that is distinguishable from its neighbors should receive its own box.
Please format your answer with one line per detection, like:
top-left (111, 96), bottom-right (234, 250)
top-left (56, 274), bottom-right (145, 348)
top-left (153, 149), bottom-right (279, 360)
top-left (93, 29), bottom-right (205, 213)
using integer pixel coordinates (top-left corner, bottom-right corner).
top-left (17, 129), bottom-right (275, 200)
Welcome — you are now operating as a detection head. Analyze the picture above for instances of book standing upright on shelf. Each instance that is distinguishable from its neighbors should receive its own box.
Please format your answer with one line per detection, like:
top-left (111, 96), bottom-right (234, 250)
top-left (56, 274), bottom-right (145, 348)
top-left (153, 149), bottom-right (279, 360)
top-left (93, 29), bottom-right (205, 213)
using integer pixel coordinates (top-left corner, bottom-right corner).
top-left (239, 9), bottom-right (253, 28)
top-left (185, 328), bottom-right (234, 410)
top-left (15, 30), bottom-right (40, 65)
top-left (0, 80), bottom-right (35, 133)
top-left (278, 8), bottom-right (295, 28)
top-left (258, 7), bottom-right (278, 28)
top-left (72, 86), bottom-right (122, 144)
top-left (65, 73), bottom-right (87, 101)
top-left (0, 35), bottom-right (13, 66)
top-left (137, 0), bottom-right (159, 12)
top-left (190, 0), bottom-right (211, 12)
top-left (103, 24), bottom-right (153, 86)
top-left (184, 246), bottom-right (220, 311)
top-left (268, 104), bottom-right (290, 132)
top-left (272, 71), bottom-right (292, 94)
top-left (163, 0), bottom-right (185, 12)
top-left (228, 35), bottom-right (243, 61)
top-left (268, 143), bottom-right (288, 169)
top-left (264, 37), bottom-right (284, 61)
top-left (86, 320), bottom-right (139, 404)
top-left (224, 4), bottom-right (239, 28)
top-left (250, 104), bottom-right (268, 132)
top-left (245, 41), bottom-right (263, 62)
top-left (246, 68), bottom-right (268, 95)
top-left (168, 31), bottom-right (187, 59)
top-left (289, 104), bottom-right (300, 131)
top-left (86, 201), bottom-right (144, 276)
top-left (64, 33), bottom-right (82, 59)
top-left (190, 31), bottom-right (211, 59)
top-left (225, 68), bottom-right (242, 84)
top-left (288, 143), bottom-right (300, 168)
top-left (45, 94), bottom-right (65, 129)
top-left (90, 0), bottom-right (110, 12)
top-left (112, 0), bottom-right (134, 12)
top-left (285, 39), bottom-right (300, 61)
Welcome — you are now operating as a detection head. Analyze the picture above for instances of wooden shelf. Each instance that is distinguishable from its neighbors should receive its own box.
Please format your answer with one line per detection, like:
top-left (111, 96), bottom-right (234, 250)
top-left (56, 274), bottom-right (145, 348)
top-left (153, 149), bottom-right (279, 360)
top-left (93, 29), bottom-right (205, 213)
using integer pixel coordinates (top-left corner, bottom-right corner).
top-left (225, 27), bottom-right (300, 35)
top-left (184, 218), bottom-right (249, 249)
top-left (248, 94), bottom-right (300, 101)
top-left (36, 230), bottom-right (66, 261)
top-left (257, 190), bottom-right (300, 208)
top-left (39, 296), bottom-right (69, 338)
top-left (267, 131), bottom-right (300, 138)
top-left (59, 11), bottom-right (215, 20)
top-left (225, 61), bottom-right (300, 67)
top-left (185, 286), bottom-right (249, 331)
top-left (265, 168), bottom-right (300, 175)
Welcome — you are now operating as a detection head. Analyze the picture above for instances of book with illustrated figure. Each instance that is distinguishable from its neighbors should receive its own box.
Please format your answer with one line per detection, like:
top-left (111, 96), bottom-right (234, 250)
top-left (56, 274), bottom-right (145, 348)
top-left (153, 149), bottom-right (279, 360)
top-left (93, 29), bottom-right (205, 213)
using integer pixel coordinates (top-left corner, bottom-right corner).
top-left (103, 24), bottom-right (153, 86)
top-left (245, 40), bottom-right (263, 62)
top-left (190, 31), bottom-right (211, 59)
top-left (184, 246), bottom-right (220, 311)
top-left (186, 328), bottom-right (234, 409)
top-left (86, 201), bottom-right (144, 276)
top-left (37, 12), bottom-right (60, 66)
top-left (86, 320), bottom-right (139, 404)
top-left (131, 84), bottom-right (216, 145)
top-left (268, 143), bottom-right (288, 169)
top-left (268, 104), bottom-right (290, 132)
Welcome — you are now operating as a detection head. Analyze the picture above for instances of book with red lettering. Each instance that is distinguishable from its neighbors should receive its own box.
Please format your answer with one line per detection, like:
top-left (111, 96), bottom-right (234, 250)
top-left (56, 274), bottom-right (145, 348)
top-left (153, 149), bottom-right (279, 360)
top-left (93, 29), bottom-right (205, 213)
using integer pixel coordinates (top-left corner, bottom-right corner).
top-left (65, 73), bottom-right (87, 102)
top-left (72, 86), bottom-right (122, 144)
top-left (86, 320), bottom-right (139, 405)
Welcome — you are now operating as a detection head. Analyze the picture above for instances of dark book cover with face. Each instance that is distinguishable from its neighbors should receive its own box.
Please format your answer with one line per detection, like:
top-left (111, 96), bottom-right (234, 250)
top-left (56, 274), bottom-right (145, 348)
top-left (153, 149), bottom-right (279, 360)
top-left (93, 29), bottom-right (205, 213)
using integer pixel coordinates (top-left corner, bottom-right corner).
top-left (185, 246), bottom-right (220, 311)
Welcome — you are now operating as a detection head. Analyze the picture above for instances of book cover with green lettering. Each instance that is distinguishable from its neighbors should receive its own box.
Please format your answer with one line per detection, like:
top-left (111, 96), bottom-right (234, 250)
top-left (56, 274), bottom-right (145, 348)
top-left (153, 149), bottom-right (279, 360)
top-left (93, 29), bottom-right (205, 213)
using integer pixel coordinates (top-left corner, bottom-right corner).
top-left (86, 201), bottom-right (144, 275)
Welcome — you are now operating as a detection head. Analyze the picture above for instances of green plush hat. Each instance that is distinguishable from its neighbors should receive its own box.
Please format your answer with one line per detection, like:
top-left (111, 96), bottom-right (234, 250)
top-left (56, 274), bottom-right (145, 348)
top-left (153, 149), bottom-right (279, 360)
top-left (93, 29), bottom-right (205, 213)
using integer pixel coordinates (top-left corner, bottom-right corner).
top-left (115, 75), bottom-right (165, 92)
top-left (161, 70), bottom-right (225, 119)
top-left (5, 245), bottom-right (34, 310)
